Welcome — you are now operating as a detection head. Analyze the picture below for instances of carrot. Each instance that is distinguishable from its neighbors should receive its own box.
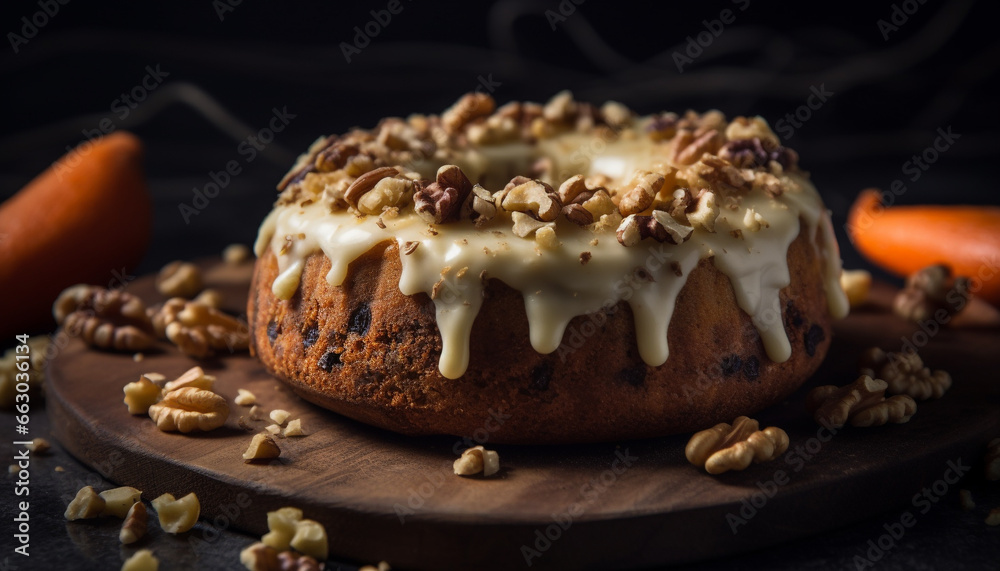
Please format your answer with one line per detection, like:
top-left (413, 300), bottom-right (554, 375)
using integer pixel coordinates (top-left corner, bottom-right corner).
top-left (0, 132), bottom-right (152, 337)
top-left (847, 188), bottom-right (1000, 306)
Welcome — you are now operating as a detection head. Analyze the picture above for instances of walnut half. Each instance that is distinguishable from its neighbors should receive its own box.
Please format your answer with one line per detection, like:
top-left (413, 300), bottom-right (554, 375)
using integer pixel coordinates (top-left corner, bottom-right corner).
top-left (807, 375), bottom-right (917, 428)
top-left (153, 298), bottom-right (249, 358)
top-left (859, 347), bottom-right (951, 400)
top-left (148, 387), bottom-right (230, 433)
top-left (685, 416), bottom-right (789, 474)
top-left (53, 285), bottom-right (156, 352)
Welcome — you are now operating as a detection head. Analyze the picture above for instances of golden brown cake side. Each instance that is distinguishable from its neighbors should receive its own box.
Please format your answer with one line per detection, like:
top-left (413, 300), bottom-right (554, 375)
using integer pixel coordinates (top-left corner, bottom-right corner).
top-left (249, 223), bottom-right (832, 444)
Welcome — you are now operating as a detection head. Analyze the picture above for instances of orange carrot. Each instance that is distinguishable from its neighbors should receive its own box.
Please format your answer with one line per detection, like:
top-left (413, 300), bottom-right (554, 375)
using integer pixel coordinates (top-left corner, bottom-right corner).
top-left (847, 188), bottom-right (1000, 306)
top-left (0, 132), bottom-right (152, 337)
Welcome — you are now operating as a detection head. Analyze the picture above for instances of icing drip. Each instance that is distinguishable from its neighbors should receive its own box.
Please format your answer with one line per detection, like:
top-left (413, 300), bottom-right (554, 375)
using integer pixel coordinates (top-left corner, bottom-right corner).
top-left (255, 136), bottom-right (847, 379)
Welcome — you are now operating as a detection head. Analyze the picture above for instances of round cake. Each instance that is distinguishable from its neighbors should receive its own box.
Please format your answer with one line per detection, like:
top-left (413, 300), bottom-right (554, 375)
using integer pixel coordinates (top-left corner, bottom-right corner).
top-left (248, 92), bottom-right (849, 444)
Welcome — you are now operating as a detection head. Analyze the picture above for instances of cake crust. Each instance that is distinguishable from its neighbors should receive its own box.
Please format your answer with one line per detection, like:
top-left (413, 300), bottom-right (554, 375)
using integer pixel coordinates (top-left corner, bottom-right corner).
top-left (249, 224), bottom-right (832, 444)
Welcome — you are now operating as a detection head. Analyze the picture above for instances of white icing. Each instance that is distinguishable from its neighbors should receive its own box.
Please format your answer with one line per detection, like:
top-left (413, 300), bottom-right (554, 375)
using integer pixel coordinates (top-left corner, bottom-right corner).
top-left (255, 132), bottom-right (847, 379)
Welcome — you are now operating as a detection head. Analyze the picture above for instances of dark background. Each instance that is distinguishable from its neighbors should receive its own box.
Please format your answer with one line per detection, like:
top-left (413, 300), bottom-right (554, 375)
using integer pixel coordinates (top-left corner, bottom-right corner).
top-left (1, 0), bottom-right (997, 279)
top-left (1, 1), bottom-right (998, 569)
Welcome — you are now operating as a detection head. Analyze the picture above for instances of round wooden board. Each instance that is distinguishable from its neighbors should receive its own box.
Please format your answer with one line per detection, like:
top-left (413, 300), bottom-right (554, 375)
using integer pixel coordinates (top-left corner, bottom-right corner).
top-left (46, 262), bottom-right (1000, 570)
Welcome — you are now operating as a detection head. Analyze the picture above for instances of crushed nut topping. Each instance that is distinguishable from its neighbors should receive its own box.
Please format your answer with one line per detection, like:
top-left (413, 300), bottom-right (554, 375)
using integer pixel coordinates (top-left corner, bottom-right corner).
top-left (501, 178), bottom-right (561, 222)
top-left (894, 264), bottom-right (970, 323)
top-left (807, 375), bottom-right (917, 428)
top-left (685, 416), bottom-right (789, 474)
top-left (859, 347), bottom-right (951, 400)
top-left (414, 164), bottom-right (473, 224)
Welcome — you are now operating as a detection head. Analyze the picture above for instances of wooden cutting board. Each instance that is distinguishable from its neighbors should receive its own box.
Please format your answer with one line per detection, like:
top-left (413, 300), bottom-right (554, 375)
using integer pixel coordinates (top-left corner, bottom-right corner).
top-left (46, 262), bottom-right (1000, 570)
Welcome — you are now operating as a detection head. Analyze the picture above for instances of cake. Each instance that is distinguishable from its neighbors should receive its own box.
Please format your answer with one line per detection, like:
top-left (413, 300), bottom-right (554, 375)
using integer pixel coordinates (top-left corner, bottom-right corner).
top-left (248, 92), bottom-right (849, 443)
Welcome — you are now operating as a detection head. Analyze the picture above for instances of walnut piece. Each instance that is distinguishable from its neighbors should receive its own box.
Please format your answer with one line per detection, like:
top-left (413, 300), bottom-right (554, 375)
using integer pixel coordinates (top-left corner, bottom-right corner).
top-left (99, 486), bottom-right (142, 518)
top-left (501, 179), bottom-right (561, 221)
top-left (262, 507), bottom-right (303, 551)
top-left (685, 416), bottom-right (789, 474)
top-left (152, 492), bottom-right (200, 534)
top-left (290, 519), bottom-right (329, 561)
top-left (235, 388), bottom-right (257, 406)
top-left (27, 437), bottom-right (50, 454)
top-left (283, 419), bottom-right (305, 437)
top-left (840, 269), bottom-right (872, 309)
top-left (223, 243), bottom-right (253, 265)
top-left (121, 549), bottom-right (159, 571)
top-left (53, 285), bottom-right (156, 352)
top-left (148, 387), bottom-right (230, 433)
top-left (686, 190), bottom-right (718, 232)
top-left (65, 486), bottom-right (105, 520)
top-left (807, 375), bottom-right (917, 428)
top-left (859, 347), bottom-right (951, 400)
top-left (269, 409), bottom-right (291, 425)
top-left (244, 433), bottom-right (281, 462)
top-left (468, 184), bottom-right (497, 224)
top-left (986, 438), bottom-right (1000, 481)
top-left (163, 366), bottom-right (216, 392)
top-left (343, 166), bottom-right (399, 208)
top-left (156, 261), bottom-right (203, 298)
top-left (414, 164), bottom-right (473, 224)
top-left (454, 445), bottom-right (500, 477)
top-left (618, 171), bottom-right (665, 216)
top-left (442, 92), bottom-right (495, 133)
top-left (153, 298), bottom-right (249, 358)
top-left (894, 264), bottom-right (970, 323)
top-left (240, 542), bottom-right (280, 571)
top-left (120, 501), bottom-right (148, 544)
top-left (511, 211), bottom-right (555, 238)
top-left (675, 129), bottom-right (722, 165)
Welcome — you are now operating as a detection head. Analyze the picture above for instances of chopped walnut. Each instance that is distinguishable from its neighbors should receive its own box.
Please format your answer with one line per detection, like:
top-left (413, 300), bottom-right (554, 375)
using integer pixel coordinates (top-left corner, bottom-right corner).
top-left (120, 501), bottom-right (148, 545)
top-left (414, 164), bottom-right (473, 224)
top-left (675, 129), bottom-right (723, 165)
top-left (468, 184), bottom-right (497, 225)
top-left (99, 486), bottom-right (142, 518)
top-left (223, 243), bottom-right (253, 265)
top-left (454, 445), bottom-right (500, 477)
top-left (600, 101), bottom-right (633, 128)
top-left (269, 409), bottom-right (291, 425)
top-left (156, 261), bottom-right (204, 298)
top-left (542, 90), bottom-right (577, 123)
top-left (27, 437), bottom-right (50, 454)
top-left (343, 166), bottom-right (399, 208)
top-left (859, 347), bottom-right (951, 400)
top-left (235, 388), bottom-right (257, 406)
top-left (53, 285), bottom-right (156, 352)
top-left (562, 203), bottom-right (593, 225)
top-left (723, 116), bottom-right (780, 147)
top-left (65, 486), bottom-right (105, 520)
top-left (243, 433), bottom-right (281, 462)
top-left (894, 264), bottom-right (970, 323)
top-left (743, 207), bottom-right (769, 231)
top-left (262, 507), bottom-right (303, 551)
top-left (511, 212), bottom-right (555, 239)
top-left (442, 92), bottom-right (495, 133)
top-left (580, 189), bottom-right (617, 220)
top-left (986, 438), bottom-right (1000, 481)
top-left (121, 549), bottom-right (159, 571)
top-left (840, 269), bottom-right (872, 309)
top-left (685, 416), bottom-right (789, 475)
top-left (240, 542), bottom-right (280, 571)
top-left (719, 137), bottom-right (797, 170)
top-left (123, 375), bottom-right (162, 414)
top-left (152, 492), bottom-right (200, 534)
top-left (501, 179), bottom-right (561, 221)
top-left (618, 171), bottom-right (665, 216)
top-left (686, 191), bottom-right (719, 232)
top-left (807, 375), bottom-right (917, 428)
top-left (153, 298), bottom-right (249, 358)
top-left (283, 418), bottom-right (305, 437)
top-left (290, 519), bottom-right (329, 561)
top-left (148, 387), bottom-right (230, 433)
top-left (557, 174), bottom-right (588, 204)
top-left (651, 211), bottom-right (694, 244)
